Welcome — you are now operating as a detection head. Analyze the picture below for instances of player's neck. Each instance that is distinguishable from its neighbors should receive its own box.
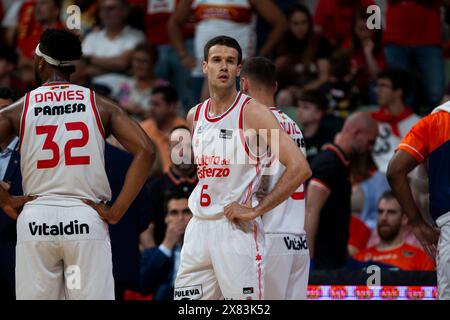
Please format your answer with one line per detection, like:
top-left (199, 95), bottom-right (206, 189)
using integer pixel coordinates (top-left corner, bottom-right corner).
top-left (208, 88), bottom-right (238, 116)
top-left (377, 235), bottom-right (404, 251)
top-left (387, 100), bottom-right (406, 116)
top-left (254, 93), bottom-right (275, 109)
top-left (43, 73), bottom-right (70, 85)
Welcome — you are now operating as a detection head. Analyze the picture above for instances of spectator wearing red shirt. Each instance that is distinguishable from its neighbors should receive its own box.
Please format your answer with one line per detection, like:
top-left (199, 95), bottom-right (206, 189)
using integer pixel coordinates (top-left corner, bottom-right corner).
top-left (16, 0), bottom-right (64, 83)
top-left (352, 191), bottom-right (435, 271)
top-left (342, 9), bottom-right (385, 105)
top-left (384, 0), bottom-right (445, 113)
top-left (146, 0), bottom-right (196, 113)
top-left (313, 0), bottom-right (375, 48)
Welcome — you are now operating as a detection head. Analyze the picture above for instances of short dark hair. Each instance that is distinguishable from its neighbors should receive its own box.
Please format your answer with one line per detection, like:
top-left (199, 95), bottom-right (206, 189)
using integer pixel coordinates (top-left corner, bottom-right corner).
top-left (152, 84), bottom-right (178, 105)
top-left (297, 89), bottom-right (329, 113)
top-left (163, 191), bottom-right (189, 215)
top-left (241, 57), bottom-right (276, 89)
top-left (204, 35), bottom-right (242, 64)
top-left (39, 28), bottom-right (82, 75)
top-left (0, 45), bottom-right (18, 65)
top-left (134, 41), bottom-right (158, 66)
top-left (378, 69), bottom-right (412, 99)
top-left (0, 87), bottom-right (14, 100)
top-left (378, 190), bottom-right (398, 205)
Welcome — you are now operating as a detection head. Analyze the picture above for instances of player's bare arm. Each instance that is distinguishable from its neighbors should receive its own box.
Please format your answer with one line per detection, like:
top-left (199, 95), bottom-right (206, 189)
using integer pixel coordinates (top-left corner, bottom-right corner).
top-left (168, 0), bottom-right (196, 69)
top-left (0, 99), bottom-right (36, 219)
top-left (305, 183), bottom-right (330, 257)
top-left (186, 105), bottom-right (198, 132)
top-left (387, 149), bottom-right (440, 258)
top-left (224, 100), bottom-right (312, 222)
top-left (83, 95), bottom-right (155, 224)
top-left (249, 0), bottom-right (288, 56)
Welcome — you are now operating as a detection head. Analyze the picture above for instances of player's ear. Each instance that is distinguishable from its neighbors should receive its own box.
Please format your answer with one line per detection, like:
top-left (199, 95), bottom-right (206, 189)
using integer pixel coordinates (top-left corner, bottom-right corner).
top-left (236, 63), bottom-right (242, 77)
top-left (202, 60), bottom-right (208, 75)
top-left (38, 57), bottom-right (46, 73)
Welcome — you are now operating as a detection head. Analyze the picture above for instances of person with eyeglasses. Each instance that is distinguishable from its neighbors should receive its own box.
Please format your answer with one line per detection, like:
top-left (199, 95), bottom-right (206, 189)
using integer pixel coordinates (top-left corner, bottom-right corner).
top-left (140, 192), bottom-right (192, 300)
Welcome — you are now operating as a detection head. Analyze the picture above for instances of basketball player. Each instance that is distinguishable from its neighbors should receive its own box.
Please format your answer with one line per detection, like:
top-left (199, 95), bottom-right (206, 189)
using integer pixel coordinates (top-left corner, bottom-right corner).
top-left (174, 36), bottom-right (311, 300)
top-left (240, 57), bottom-right (310, 300)
top-left (0, 29), bottom-right (154, 299)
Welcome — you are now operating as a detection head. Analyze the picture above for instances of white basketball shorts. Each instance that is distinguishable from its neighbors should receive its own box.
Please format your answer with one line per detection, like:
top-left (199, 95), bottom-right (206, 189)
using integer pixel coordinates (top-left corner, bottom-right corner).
top-left (174, 216), bottom-right (265, 300)
top-left (15, 202), bottom-right (115, 300)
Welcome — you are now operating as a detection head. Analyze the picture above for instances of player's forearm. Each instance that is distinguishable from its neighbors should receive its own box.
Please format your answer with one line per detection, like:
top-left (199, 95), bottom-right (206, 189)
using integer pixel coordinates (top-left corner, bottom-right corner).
top-left (111, 147), bottom-right (155, 221)
top-left (387, 168), bottom-right (423, 225)
top-left (259, 24), bottom-right (287, 56)
top-left (168, 18), bottom-right (188, 57)
top-left (0, 185), bottom-right (11, 207)
top-left (254, 163), bottom-right (311, 217)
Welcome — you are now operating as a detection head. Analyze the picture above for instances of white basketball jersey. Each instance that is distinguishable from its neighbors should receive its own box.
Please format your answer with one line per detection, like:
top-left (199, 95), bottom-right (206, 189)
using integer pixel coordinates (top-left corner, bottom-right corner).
top-left (189, 92), bottom-right (262, 219)
top-left (261, 108), bottom-right (306, 234)
top-left (20, 82), bottom-right (111, 205)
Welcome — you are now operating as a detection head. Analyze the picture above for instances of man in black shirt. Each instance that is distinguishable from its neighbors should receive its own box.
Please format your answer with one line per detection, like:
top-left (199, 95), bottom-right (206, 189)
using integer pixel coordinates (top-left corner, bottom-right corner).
top-left (140, 125), bottom-right (197, 247)
top-left (305, 112), bottom-right (378, 269)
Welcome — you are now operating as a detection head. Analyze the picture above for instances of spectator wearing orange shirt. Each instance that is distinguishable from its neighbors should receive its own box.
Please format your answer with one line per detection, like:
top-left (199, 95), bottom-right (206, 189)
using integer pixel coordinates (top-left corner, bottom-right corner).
top-left (352, 191), bottom-right (435, 271)
top-left (140, 85), bottom-right (187, 175)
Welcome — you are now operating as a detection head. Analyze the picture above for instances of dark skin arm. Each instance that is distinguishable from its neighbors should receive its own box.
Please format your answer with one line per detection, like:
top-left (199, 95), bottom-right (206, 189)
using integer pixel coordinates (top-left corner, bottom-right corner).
top-left (83, 95), bottom-right (155, 224)
top-left (387, 149), bottom-right (440, 258)
top-left (0, 98), bottom-right (37, 219)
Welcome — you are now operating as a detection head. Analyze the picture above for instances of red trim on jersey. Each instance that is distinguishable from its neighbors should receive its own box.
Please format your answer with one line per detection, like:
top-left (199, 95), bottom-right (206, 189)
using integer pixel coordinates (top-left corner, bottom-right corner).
top-left (204, 92), bottom-right (242, 122)
top-left (90, 90), bottom-right (105, 139)
top-left (323, 144), bottom-right (350, 167)
top-left (238, 97), bottom-right (257, 161)
top-left (19, 93), bottom-right (31, 152)
top-left (253, 223), bottom-right (263, 300)
top-left (192, 101), bottom-right (205, 135)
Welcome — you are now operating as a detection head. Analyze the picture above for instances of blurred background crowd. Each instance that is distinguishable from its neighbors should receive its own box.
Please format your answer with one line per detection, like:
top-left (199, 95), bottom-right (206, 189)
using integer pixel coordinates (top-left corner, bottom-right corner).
top-left (0, 0), bottom-right (447, 300)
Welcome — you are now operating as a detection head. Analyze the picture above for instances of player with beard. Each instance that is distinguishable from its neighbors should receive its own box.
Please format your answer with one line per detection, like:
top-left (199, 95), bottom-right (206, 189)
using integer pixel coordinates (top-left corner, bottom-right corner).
top-left (352, 191), bottom-right (435, 271)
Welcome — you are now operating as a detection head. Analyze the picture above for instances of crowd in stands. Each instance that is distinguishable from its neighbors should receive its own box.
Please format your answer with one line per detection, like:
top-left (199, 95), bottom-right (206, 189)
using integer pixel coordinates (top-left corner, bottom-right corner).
top-left (0, 0), bottom-right (448, 299)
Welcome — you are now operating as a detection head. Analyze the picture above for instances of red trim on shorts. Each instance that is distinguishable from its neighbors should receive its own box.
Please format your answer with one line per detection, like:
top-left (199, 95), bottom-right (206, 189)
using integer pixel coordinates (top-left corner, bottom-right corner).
top-left (19, 93), bottom-right (31, 152)
top-left (204, 92), bottom-right (242, 122)
top-left (238, 97), bottom-right (257, 160)
top-left (310, 178), bottom-right (331, 193)
top-left (90, 90), bottom-right (105, 139)
top-left (253, 223), bottom-right (263, 300)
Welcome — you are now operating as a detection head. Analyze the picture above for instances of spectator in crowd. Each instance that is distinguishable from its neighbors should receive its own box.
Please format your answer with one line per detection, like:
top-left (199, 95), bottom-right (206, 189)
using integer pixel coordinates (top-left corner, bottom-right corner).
top-left (1, 0), bottom-right (25, 47)
top-left (104, 142), bottom-right (152, 300)
top-left (351, 191), bottom-right (435, 271)
top-left (313, 0), bottom-right (375, 48)
top-left (371, 69), bottom-right (420, 174)
top-left (145, 0), bottom-right (196, 112)
top-left (342, 8), bottom-right (385, 105)
top-left (113, 42), bottom-right (167, 121)
top-left (168, 0), bottom-right (288, 101)
top-left (384, 0), bottom-right (445, 113)
top-left (140, 125), bottom-right (197, 249)
top-left (0, 45), bottom-right (33, 99)
top-left (80, 0), bottom-right (146, 90)
top-left (296, 89), bottom-right (339, 163)
top-left (16, 0), bottom-right (65, 83)
top-left (60, 0), bottom-right (98, 39)
top-left (275, 3), bottom-right (331, 105)
top-left (140, 85), bottom-right (188, 175)
top-left (321, 50), bottom-right (359, 120)
top-left (140, 192), bottom-right (192, 300)
top-left (305, 112), bottom-right (378, 269)
top-left (0, 88), bottom-right (21, 300)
